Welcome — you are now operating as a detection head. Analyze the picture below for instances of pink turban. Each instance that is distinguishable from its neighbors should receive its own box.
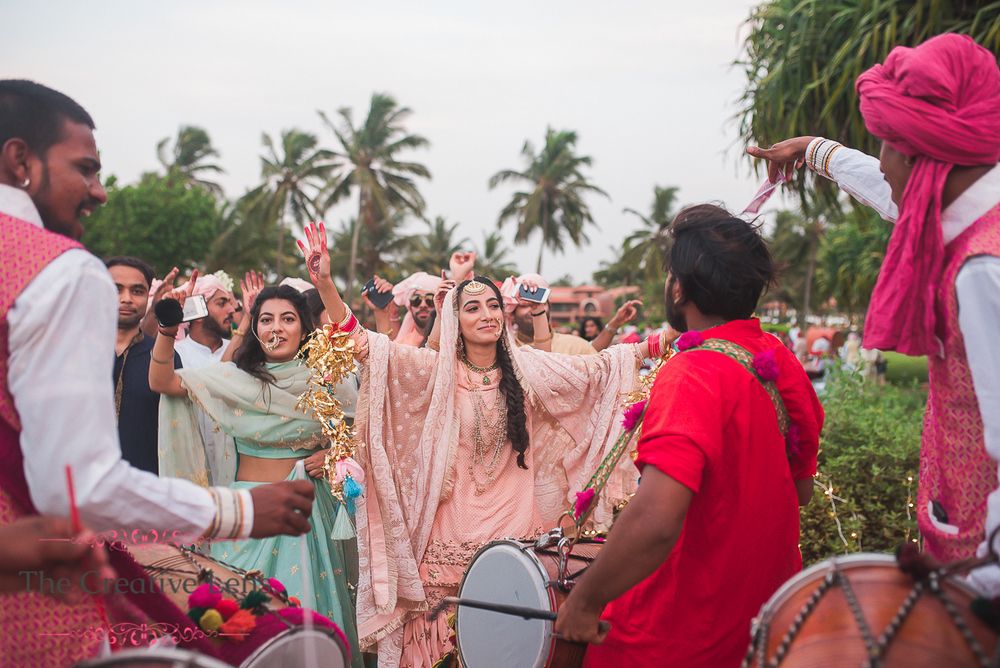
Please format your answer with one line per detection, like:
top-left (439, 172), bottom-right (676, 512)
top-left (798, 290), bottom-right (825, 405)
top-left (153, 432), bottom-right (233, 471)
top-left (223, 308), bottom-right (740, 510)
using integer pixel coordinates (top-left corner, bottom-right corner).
top-left (391, 272), bottom-right (443, 345)
top-left (857, 33), bottom-right (1000, 355)
top-left (174, 274), bottom-right (234, 338)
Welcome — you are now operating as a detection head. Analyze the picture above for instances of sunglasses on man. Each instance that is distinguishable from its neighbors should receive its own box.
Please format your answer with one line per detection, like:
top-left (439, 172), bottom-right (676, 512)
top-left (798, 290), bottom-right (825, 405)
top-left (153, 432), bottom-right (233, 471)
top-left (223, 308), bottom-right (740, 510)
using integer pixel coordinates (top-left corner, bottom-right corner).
top-left (409, 294), bottom-right (435, 308)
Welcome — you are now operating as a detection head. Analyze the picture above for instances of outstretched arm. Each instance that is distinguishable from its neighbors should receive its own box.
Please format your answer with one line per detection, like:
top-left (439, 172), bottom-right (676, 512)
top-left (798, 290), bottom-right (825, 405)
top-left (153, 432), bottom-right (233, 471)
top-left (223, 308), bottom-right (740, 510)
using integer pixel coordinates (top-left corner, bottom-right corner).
top-left (591, 300), bottom-right (642, 352)
top-left (222, 270), bottom-right (263, 363)
top-left (297, 222), bottom-right (371, 359)
top-left (746, 136), bottom-right (897, 222)
top-left (426, 272), bottom-right (456, 351)
top-left (149, 272), bottom-right (198, 398)
top-left (555, 466), bottom-right (692, 643)
top-left (298, 222), bottom-right (349, 324)
top-left (364, 275), bottom-right (398, 338)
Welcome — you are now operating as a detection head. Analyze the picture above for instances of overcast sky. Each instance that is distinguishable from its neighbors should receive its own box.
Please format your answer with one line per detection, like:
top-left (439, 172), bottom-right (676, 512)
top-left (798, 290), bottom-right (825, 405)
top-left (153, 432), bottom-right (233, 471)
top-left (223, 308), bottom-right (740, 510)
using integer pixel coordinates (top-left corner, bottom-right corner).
top-left (5, 0), bottom-right (788, 282)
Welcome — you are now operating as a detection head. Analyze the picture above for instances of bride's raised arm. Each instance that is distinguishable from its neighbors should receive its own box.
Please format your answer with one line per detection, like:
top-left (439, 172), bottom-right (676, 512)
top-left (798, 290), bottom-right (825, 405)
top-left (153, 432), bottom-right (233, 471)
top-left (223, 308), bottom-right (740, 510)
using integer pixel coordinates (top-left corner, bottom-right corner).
top-left (298, 222), bottom-right (351, 325)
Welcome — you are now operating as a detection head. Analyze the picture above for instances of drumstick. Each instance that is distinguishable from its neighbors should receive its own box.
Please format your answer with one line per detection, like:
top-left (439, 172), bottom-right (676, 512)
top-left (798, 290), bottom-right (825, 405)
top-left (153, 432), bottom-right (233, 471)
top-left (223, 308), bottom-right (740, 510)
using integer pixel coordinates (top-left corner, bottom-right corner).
top-left (430, 596), bottom-right (557, 621)
top-left (430, 596), bottom-right (611, 635)
top-left (65, 466), bottom-right (113, 640)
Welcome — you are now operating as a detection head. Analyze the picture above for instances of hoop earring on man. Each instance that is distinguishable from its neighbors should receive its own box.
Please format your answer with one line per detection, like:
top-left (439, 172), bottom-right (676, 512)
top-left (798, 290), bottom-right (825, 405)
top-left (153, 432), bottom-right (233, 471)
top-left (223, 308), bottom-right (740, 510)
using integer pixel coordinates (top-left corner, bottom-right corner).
top-left (20, 177), bottom-right (30, 189)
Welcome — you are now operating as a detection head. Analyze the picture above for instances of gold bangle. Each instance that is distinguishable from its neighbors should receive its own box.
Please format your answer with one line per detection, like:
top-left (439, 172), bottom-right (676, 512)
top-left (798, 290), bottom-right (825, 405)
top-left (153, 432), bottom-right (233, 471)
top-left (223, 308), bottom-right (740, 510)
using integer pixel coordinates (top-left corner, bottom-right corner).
top-left (233, 329), bottom-right (248, 338)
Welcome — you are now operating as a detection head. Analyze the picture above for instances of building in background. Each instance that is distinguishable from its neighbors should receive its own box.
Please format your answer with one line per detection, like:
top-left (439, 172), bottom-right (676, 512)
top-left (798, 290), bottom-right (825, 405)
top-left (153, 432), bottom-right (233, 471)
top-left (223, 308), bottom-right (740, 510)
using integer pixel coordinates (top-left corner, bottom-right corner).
top-left (547, 285), bottom-right (640, 326)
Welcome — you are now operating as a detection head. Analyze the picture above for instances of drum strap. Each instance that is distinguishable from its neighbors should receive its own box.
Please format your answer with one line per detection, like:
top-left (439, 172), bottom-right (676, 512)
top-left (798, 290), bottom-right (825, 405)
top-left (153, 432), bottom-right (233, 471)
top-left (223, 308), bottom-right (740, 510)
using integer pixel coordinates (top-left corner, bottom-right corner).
top-left (686, 338), bottom-right (790, 437)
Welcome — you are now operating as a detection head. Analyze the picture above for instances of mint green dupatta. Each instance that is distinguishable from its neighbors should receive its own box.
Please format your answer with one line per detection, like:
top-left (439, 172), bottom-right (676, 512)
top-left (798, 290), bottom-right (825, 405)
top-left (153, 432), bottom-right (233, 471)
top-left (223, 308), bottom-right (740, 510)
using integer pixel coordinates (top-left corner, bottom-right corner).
top-left (158, 360), bottom-right (326, 487)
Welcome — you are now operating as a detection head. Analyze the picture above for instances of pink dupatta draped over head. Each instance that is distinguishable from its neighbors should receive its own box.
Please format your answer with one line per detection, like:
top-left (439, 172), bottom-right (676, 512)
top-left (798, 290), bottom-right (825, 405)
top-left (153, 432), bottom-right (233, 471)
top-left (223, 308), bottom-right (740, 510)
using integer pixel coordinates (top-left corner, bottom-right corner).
top-left (857, 33), bottom-right (1000, 356)
top-left (351, 284), bottom-right (642, 665)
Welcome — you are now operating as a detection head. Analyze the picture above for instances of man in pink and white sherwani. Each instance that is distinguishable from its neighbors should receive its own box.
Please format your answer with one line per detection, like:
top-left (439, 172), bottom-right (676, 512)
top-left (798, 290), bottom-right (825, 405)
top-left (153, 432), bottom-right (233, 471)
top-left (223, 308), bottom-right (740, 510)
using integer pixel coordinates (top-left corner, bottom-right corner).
top-left (748, 34), bottom-right (1000, 581)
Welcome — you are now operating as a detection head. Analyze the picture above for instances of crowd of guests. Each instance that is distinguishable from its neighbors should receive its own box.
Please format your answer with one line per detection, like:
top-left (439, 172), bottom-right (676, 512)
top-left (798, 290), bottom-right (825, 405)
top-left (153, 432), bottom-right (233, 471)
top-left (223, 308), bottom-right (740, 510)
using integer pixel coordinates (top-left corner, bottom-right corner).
top-left (2, 28), bottom-right (999, 668)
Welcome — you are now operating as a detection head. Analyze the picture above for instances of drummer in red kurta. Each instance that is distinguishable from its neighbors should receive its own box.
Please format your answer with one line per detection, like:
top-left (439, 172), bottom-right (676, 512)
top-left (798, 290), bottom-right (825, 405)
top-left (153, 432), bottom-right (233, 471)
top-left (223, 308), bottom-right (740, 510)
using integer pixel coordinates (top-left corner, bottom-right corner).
top-left (556, 204), bottom-right (824, 668)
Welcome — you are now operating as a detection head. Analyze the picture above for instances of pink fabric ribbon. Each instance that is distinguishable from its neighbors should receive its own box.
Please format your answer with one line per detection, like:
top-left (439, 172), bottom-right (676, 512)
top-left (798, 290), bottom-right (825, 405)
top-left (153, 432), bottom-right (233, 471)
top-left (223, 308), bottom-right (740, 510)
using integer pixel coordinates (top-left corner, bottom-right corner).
top-left (857, 33), bottom-right (1000, 355)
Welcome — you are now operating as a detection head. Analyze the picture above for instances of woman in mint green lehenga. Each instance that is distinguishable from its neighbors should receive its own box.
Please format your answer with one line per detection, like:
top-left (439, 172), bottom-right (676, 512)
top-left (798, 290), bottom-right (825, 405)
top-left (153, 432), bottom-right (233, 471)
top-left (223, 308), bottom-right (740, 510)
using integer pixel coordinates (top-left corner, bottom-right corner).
top-left (151, 283), bottom-right (362, 667)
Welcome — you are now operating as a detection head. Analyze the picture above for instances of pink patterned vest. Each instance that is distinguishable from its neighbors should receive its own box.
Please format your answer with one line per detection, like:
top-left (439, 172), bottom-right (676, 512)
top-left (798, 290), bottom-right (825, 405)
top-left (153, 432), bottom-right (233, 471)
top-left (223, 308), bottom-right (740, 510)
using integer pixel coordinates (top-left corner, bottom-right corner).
top-left (918, 203), bottom-right (1000, 562)
top-left (0, 213), bottom-right (105, 666)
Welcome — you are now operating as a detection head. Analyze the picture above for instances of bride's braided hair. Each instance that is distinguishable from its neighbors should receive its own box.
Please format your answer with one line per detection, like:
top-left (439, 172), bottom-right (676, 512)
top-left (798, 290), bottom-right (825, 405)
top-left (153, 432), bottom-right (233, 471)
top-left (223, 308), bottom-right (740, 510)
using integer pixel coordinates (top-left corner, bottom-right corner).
top-left (456, 276), bottom-right (530, 469)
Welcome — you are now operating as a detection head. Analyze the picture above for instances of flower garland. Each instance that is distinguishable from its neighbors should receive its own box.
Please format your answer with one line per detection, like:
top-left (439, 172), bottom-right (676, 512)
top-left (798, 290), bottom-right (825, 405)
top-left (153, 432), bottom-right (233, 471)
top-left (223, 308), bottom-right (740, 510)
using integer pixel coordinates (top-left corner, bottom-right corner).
top-left (296, 323), bottom-right (364, 539)
top-left (569, 342), bottom-right (675, 528)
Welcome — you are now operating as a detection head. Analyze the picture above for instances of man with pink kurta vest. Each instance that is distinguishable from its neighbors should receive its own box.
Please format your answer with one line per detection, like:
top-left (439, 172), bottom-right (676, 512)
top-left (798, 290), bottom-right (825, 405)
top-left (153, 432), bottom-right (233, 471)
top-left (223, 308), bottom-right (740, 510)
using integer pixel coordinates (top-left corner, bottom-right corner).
top-left (748, 34), bottom-right (1000, 585)
top-left (0, 80), bottom-right (317, 666)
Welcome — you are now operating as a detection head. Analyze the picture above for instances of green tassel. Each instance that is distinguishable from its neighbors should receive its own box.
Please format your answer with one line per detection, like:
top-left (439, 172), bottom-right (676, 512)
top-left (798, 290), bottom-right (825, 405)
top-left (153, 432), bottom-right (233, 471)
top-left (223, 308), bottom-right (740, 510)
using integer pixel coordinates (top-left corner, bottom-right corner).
top-left (330, 503), bottom-right (356, 540)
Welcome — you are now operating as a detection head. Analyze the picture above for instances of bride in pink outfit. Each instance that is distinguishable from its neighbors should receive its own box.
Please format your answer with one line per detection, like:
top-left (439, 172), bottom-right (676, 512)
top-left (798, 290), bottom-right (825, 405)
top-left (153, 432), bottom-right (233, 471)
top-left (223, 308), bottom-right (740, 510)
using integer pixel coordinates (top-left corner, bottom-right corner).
top-left (299, 223), bottom-right (666, 667)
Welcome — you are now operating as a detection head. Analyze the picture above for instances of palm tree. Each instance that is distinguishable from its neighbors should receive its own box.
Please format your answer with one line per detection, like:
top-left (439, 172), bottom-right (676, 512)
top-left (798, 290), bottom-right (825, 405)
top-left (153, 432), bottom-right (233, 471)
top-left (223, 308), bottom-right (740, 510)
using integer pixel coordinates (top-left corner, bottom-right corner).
top-left (328, 212), bottom-right (416, 292)
top-left (489, 128), bottom-right (608, 274)
top-left (320, 93), bottom-right (431, 299)
top-left (737, 0), bottom-right (1000, 205)
top-left (406, 216), bottom-right (469, 275)
top-left (816, 208), bottom-right (892, 320)
top-left (620, 185), bottom-right (679, 282)
top-left (768, 209), bottom-right (827, 325)
top-left (157, 125), bottom-right (225, 197)
top-left (203, 199), bottom-right (301, 279)
top-left (474, 231), bottom-right (519, 280)
top-left (244, 129), bottom-right (336, 276)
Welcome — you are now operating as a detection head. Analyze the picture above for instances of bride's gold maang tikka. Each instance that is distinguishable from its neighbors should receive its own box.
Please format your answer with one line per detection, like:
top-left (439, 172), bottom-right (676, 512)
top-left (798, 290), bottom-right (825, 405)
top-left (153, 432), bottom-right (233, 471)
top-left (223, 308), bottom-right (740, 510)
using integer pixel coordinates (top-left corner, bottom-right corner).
top-left (463, 279), bottom-right (487, 295)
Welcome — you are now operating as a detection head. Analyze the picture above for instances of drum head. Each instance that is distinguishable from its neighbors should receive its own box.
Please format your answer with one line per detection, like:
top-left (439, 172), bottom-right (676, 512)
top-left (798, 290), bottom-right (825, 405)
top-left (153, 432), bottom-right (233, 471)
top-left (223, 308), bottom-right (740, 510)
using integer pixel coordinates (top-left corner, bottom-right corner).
top-left (457, 541), bottom-right (552, 668)
top-left (239, 627), bottom-right (348, 668)
top-left (75, 647), bottom-right (232, 667)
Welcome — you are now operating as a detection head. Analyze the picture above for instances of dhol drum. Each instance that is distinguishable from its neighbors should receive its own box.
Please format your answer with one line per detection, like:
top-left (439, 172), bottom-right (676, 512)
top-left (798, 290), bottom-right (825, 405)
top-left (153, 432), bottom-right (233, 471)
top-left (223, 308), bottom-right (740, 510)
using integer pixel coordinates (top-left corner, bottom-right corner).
top-left (744, 553), bottom-right (999, 667)
top-left (456, 537), bottom-right (602, 668)
top-left (76, 647), bottom-right (232, 667)
top-left (128, 543), bottom-right (350, 668)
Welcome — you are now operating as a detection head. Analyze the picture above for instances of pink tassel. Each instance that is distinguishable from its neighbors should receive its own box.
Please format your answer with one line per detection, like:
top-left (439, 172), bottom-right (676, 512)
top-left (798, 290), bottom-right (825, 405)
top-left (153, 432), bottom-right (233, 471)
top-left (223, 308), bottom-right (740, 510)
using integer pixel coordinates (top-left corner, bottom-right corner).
top-left (574, 488), bottom-right (596, 520)
top-left (622, 399), bottom-right (647, 431)
top-left (188, 582), bottom-right (222, 609)
top-left (676, 330), bottom-right (705, 352)
top-left (752, 349), bottom-right (781, 381)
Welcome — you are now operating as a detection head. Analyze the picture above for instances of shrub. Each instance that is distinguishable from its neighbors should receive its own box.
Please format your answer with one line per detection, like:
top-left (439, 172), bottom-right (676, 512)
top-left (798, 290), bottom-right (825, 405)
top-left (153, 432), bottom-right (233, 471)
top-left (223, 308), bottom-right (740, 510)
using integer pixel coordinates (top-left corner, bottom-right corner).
top-left (799, 370), bottom-right (925, 565)
top-left (884, 351), bottom-right (929, 385)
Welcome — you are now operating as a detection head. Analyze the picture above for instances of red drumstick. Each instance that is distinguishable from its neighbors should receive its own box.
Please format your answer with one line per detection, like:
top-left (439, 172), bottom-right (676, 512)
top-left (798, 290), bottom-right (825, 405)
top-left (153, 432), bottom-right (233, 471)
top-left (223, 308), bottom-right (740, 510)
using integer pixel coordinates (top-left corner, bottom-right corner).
top-left (65, 466), bottom-right (113, 638)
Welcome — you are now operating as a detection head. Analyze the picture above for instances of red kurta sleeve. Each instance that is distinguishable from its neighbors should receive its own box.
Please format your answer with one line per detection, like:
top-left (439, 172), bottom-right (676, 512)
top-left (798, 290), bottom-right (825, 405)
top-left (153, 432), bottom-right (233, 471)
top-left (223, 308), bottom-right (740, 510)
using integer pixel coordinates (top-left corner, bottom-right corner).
top-left (634, 353), bottom-right (725, 494)
top-left (773, 344), bottom-right (824, 479)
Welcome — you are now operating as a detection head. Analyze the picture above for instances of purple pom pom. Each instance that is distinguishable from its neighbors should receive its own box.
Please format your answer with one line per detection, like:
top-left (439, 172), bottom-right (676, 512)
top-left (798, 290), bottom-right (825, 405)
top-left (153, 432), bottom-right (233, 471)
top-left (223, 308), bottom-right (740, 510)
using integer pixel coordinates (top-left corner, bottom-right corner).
top-left (752, 349), bottom-right (780, 381)
top-left (676, 331), bottom-right (705, 352)
top-left (621, 400), bottom-right (647, 431)
top-left (189, 582), bottom-right (222, 609)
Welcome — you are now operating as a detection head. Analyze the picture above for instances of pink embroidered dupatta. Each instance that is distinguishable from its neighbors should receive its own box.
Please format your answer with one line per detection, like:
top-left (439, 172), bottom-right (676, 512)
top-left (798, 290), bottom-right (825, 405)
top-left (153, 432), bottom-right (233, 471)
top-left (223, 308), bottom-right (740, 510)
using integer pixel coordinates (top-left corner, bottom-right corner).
top-left (352, 287), bottom-right (642, 664)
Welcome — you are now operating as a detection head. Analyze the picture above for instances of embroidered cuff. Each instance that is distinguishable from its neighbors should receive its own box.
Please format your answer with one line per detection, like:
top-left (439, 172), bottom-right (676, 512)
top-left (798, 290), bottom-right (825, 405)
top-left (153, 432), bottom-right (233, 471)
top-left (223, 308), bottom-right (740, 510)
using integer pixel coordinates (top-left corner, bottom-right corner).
top-left (206, 487), bottom-right (254, 540)
top-left (806, 137), bottom-right (843, 180)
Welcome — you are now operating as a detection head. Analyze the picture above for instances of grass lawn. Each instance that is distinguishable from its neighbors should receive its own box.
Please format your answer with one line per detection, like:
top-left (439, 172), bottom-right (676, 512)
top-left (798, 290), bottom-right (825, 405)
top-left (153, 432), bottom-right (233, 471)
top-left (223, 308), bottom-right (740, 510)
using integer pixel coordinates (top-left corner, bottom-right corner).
top-left (884, 351), bottom-right (929, 385)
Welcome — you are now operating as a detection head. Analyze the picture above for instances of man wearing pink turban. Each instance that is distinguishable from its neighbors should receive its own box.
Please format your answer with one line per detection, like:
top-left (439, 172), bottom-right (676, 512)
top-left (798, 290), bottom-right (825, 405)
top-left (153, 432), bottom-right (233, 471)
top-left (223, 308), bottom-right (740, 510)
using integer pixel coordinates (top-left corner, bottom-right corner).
top-left (173, 272), bottom-right (237, 367)
top-left (748, 34), bottom-right (1000, 575)
top-left (390, 271), bottom-right (443, 347)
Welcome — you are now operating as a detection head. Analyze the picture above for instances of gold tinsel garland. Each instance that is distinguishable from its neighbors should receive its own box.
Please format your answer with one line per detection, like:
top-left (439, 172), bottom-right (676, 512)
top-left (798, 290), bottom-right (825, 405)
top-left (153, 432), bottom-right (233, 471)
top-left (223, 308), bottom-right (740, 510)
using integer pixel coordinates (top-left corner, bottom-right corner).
top-left (296, 324), bottom-right (358, 501)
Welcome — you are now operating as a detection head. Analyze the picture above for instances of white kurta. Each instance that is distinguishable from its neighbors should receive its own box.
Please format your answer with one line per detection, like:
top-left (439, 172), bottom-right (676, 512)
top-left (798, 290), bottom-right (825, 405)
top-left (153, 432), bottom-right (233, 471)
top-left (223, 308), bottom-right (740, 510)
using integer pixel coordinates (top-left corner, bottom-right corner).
top-left (812, 142), bottom-right (1000, 591)
top-left (3, 184), bottom-right (222, 539)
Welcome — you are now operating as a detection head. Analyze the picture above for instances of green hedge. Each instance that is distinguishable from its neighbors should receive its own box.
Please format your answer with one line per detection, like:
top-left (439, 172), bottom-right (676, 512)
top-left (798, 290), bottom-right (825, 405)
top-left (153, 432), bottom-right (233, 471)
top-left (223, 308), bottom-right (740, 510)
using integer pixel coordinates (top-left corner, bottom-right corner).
top-left (884, 351), bottom-right (929, 385)
top-left (799, 371), bottom-right (925, 565)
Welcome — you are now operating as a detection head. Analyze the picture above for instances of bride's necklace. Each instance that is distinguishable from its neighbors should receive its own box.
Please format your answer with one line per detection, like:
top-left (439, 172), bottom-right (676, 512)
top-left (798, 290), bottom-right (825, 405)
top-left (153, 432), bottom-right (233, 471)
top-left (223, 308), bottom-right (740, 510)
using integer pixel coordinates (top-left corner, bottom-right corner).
top-left (462, 355), bottom-right (499, 385)
top-left (468, 388), bottom-right (508, 495)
